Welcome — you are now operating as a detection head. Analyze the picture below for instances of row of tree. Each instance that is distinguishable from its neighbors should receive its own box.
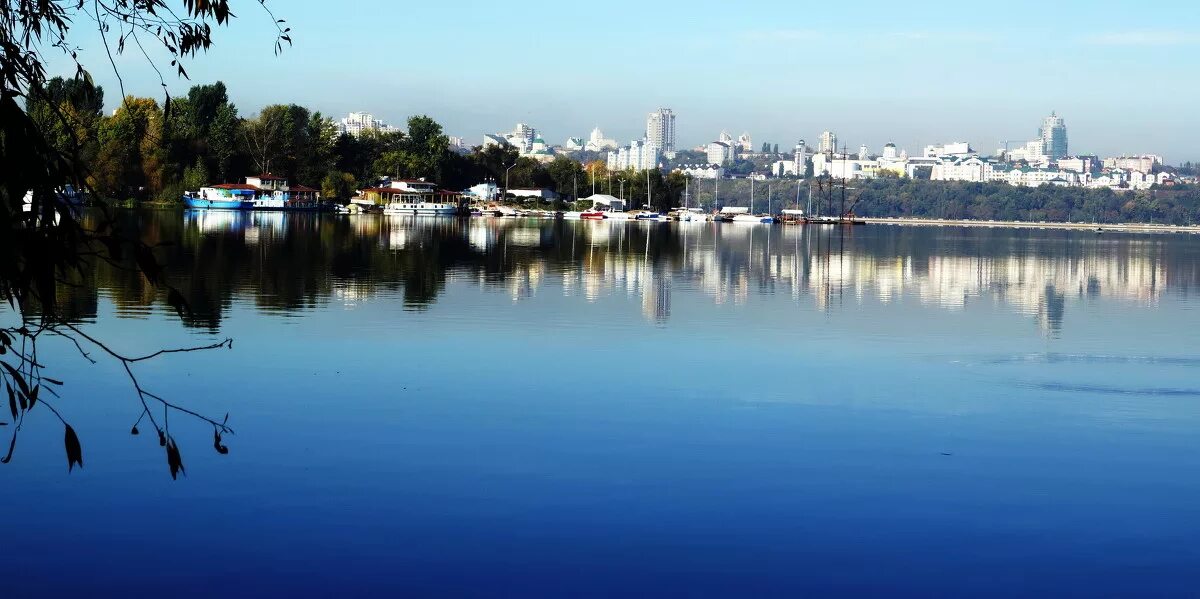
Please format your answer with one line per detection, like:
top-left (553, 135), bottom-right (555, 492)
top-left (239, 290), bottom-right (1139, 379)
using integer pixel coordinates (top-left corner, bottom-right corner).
top-left (26, 74), bottom-right (697, 210)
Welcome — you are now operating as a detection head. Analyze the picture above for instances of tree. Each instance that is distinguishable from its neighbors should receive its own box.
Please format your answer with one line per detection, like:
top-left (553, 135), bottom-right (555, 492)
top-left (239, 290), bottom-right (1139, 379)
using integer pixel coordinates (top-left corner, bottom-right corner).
top-left (546, 156), bottom-right (586, 203)
top-left (321, 171), bottom-right (357, 202)
top-left (1, 1), bottom-right (289, 476)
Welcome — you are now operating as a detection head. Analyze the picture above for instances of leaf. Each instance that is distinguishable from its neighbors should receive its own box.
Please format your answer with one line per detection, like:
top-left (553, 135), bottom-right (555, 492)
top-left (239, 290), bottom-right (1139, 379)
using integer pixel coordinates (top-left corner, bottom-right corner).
top-left (1, 362), bottom-right (31, 398)
top-left (6, 385), bottom-right (15, 421)
top-left (213, 429), bottom-right (228, 455)
top-left (27, 385), bottom-right (38, 409)
top-left (64, 424), bottom-right (83, 472)
top-left (130, 425), bottom-right (139, 436)
top-left (43, 377), bottom-right (63, 386)
top-left (0, 434), bottom-right (15, 463)
top-left (166, 437), bottom-right (185, 480)
top-left (158, 430), bottom-right (166, 447)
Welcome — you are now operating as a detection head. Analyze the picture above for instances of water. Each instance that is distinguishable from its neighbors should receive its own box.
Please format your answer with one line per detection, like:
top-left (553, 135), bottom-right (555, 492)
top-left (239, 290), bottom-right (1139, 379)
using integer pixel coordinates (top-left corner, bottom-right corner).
top-left (4, 212), bottom-right (1200, 595)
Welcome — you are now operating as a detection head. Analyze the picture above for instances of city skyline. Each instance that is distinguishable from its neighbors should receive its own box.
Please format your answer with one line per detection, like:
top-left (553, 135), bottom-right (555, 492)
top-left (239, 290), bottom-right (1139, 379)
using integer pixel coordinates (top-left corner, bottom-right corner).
top-left (45, 0), bottom-right (1200, 162)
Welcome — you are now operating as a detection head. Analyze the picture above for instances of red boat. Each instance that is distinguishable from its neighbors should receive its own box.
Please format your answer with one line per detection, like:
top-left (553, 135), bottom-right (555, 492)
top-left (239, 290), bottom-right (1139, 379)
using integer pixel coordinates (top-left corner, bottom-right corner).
top-left (580, 210), bottom-right (606, 220)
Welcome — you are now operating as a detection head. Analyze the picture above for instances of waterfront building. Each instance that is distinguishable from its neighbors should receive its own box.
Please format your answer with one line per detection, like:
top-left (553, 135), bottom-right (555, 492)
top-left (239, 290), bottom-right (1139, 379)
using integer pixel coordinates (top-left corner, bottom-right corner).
top-left (1040, 112), bottom-right (1068, 160)
top-left (645, 108), bottom-right (676, 158)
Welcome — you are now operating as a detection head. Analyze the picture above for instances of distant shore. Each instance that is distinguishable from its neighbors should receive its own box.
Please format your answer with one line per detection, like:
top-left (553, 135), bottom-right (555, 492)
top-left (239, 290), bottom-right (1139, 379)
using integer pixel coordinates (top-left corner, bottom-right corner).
top-left (859, 216), bottom-right (1200, 234)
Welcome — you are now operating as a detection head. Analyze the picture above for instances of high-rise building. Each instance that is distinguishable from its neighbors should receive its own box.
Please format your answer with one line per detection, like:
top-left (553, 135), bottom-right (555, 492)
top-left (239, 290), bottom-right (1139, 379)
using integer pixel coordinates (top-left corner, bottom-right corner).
top-left (1040, 112), bottom-right (1068, 160)
top-left (818, 131), bottom-right (837, 154)
top-left (859, 144), bottom-right (870, 160)
top-left (645, 108), bottom-right (676, 158)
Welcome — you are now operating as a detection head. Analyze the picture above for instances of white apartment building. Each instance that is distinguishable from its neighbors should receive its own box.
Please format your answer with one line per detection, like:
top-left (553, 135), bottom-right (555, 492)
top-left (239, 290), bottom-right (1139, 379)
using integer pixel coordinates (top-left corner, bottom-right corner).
top-left (606, 139), bottom-right (660, 171)
top-left (706, 141), bottom-right (733, 165)
top-left (1102, 156), bottom-right (1157, 173)
top-left (645, 109), bottom-right (676, 157)
top-left (931, 156), bottom-right (989, 182)
top-left (336, 112), bottom-right (400, 137)
top-left (817, 131), bottom-right (837, 154)
top-left (812, 153), bottom-right (877, 179)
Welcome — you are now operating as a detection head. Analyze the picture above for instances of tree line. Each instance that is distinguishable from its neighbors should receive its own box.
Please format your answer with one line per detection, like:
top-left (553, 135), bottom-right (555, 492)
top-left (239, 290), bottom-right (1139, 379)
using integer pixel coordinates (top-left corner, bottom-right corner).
top-left (26, 74), bottom-right (697, 211)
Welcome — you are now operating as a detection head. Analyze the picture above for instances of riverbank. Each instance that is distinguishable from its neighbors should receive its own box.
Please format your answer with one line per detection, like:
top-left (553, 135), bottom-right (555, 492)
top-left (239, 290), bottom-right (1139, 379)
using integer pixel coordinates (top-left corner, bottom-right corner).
top-left (860, 216), bottom-right (1200, 234)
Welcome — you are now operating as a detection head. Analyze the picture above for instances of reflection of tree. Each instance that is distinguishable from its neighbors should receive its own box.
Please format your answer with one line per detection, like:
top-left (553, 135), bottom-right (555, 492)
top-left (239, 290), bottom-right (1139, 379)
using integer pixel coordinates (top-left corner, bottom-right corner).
top-left (50, 215), bottom-right (1200, 335)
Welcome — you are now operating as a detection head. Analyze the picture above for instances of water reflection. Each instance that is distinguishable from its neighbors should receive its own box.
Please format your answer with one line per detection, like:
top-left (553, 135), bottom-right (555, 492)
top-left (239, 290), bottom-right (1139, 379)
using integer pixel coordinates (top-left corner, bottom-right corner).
top-left (55, 212), bottom-right (1200, 334)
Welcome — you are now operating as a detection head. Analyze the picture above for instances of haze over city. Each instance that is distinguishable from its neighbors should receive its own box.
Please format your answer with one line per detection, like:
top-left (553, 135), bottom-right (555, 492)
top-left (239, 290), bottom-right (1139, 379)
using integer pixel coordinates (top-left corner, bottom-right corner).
top-left (52, 0), bottom-right (1199, 161)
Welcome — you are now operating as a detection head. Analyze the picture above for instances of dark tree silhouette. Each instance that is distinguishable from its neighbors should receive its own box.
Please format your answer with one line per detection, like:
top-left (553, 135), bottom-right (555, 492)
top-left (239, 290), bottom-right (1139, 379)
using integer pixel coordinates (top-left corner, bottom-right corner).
top-left (1, 1), bottom-right (288, 476)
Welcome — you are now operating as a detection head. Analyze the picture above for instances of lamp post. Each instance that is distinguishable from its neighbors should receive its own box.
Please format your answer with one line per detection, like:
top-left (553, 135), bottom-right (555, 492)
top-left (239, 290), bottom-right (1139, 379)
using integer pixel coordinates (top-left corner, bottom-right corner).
top-left (504, 162), bottom-right (517, 204)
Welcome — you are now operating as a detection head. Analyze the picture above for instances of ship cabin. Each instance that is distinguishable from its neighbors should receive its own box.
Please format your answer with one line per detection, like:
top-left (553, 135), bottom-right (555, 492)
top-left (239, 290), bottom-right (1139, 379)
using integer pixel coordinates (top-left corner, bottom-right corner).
top-left (243, 173), bottom-right (321, 207)
top-left (197, 183), bottom-right (258, 202)
top-left (355, 179), bottom-right (464, 210)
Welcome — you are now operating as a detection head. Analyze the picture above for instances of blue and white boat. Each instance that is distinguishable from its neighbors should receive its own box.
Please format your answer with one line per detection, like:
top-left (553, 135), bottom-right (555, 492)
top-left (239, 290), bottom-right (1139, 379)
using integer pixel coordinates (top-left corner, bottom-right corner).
top-left (183, 184), bottom-right (255, 209)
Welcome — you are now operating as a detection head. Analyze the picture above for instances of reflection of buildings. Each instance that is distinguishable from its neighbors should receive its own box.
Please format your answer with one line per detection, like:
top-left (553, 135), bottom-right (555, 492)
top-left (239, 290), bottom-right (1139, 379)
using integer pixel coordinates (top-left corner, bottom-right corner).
top-left (86, 214), bottom-right (1191, 333)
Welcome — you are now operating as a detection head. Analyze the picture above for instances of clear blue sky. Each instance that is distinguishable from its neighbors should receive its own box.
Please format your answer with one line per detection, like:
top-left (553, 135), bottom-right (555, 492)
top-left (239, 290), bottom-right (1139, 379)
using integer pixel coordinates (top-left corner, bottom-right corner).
top-left (53, 0), bottom-right (1200, 162)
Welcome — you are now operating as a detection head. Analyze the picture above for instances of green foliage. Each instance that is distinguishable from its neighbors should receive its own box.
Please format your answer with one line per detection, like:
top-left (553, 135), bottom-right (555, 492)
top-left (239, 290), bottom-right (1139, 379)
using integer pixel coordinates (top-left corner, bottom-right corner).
top-left (321, 172), bottom-right (357, 202)
top-left (848, 178), bottom-right (1200, 225)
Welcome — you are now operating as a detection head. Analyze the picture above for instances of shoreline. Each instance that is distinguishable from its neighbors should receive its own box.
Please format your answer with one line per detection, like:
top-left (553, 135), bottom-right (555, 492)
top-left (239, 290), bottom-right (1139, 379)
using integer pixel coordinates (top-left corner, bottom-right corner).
top-left (858, 216), bottom-right (1200, 234)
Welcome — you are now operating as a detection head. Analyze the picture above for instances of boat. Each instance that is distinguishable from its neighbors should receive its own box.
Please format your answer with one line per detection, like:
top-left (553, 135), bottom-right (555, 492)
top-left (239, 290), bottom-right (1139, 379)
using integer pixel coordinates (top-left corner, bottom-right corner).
top-left (717, 206), bottom-right (747, 222)
top-left (183, 184), bottom-right (255, 209)
top-left (732, 213), bottom-right (776, 224)
top-left (360, 179), bottom-right (463, 216)
top-left (562, 211), bottom-right (583, 220)
top-left (580, 209), bottom-right (606, 220)
top-left (634, 211), bottom-right (663, 221)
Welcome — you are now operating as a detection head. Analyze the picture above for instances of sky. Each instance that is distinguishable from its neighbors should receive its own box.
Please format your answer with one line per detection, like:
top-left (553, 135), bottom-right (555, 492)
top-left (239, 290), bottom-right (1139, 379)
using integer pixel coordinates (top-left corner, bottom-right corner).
top-left (47, 0), bottom-right (1200, 162)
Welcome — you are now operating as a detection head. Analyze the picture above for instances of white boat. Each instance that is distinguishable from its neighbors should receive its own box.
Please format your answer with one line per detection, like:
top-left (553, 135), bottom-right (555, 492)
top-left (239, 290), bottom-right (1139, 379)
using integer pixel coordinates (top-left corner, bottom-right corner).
top-left (361, 179), bottom-right (462, 216)
top-left (382, 201), bottom-right (457, 216)
top-left (732, 213), bottom-right (775, 224)
top-left (562, 211), bottom-right (583, 220)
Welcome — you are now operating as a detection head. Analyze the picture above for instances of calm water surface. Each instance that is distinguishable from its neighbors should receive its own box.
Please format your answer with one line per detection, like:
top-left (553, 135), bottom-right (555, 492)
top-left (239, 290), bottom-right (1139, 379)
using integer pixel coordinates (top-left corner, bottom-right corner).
top-left (5, 212), bottom-right (1200, 596)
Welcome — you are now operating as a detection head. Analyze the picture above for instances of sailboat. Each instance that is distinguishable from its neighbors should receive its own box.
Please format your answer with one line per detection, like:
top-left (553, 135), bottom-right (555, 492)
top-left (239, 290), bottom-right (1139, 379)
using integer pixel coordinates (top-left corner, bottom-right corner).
top-left (675, 176), bottom-right (707, 222)
top-left (732, 178), bottom-right (775, 223)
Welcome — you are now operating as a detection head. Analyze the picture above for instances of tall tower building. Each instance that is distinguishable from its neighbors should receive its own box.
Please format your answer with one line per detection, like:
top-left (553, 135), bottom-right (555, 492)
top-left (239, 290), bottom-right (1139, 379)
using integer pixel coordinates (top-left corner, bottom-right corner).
top-left (794, 140), bottom-right (808, 175)
top-left (818, 131), bottom-right (838, 154)
top-left (1040, 112), bottom-right (1068, 160)
top-left (645, 108), bottom-right (676, 157)
top-left (858, 144), bottom-right (870, 160)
